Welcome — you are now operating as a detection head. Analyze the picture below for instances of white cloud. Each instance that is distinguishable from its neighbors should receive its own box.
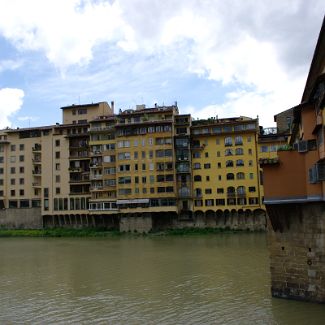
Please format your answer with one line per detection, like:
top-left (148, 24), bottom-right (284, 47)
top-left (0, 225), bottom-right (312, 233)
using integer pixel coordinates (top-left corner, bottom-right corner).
top-left (0, 88), bottom-right (24, 128)
top-left (0, 0), bottom-right (323, 124)
top-left (0, 59), bottom-right (23, 73)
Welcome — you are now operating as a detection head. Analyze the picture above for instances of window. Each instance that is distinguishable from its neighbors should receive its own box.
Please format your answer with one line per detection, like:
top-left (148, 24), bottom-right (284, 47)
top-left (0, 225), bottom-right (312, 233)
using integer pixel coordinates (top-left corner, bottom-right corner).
top-left (149, 163), bottom-right (154, 171)
top-left (249, 173), bottom-right (254, 179)
top-left (10, 145), bottom-right (16, 151)
top-left (194, 163), bottom-right (201, 169)
top-left (142, 188), bottom-right (147, 194)
top-left (55, 163), bottom-right (60, 171)
top-left (149, 150), bottom-right (153, 159)
top-left (142, 151), bottom-right (146, 159)
top-left (0, 157), bottom-right (3, 164)
top-left (225, 137), bottom-right (232, 146)
top-left (11, 190), bottom-right (15, 196)
top-left (150, 187), bottom-right (155, 194)
top-left (217, 188), bottom-right (224, 194)
top-left (142, 163), bottom-right (146, 171)
top-left (134, 139), bottom-right (138, 147)
top-left (11, 179), bottom-right (15, 185)
top-left (206, 176), bottom-right (210, 181)
top-left (217, 162), bottom-right (221, 168)
top-left (235, 148), bottom-right (244, 155)
top-left (19, 144), bottom-right (24, 151)
top-left (247, 136), bottom-right (252, 142)
top-left (205, 152), bottom-right (209, 158)
top-left (135, 176), bottom-right (139, 184)
top-left (216, 199), bottom-right (225, 206)
top-left (20, 167), bottom-right (24, 173)
top-left (236, 172), bottom-right (245, 180)
top-left (150, 175), bottom-right (154, 183)
top-left (194, 200), bottom-right (203, 207)
top-left (134, 151), bottom-right (138, 159)
top-left (225, 149), bottom-right (233, 156)
top-left (19, 189), bottom-right (24, 196)
top-left (56, 175), bottom-right (60, 183)
top-left (10, 167), bottom-right (15, 174)
top-left (235, 136), bottom-right (243, 145)
top-left (194, 175), bottom-right (202, 182)
top-left (55, 151), bottom-right (60, 159)
top-left (10, 156), bottom-right (16, 163)
top-left (216, 138), bottom-right (220, 145)
top-left (204, 163), bottom-right (211, 169)
top-left (205, 188), bottom-right (212, 194)
top-left (248, 149), bottom-right (252, 155)
top-left (249, 186), bottom-right (256, 192)
top-left (19, 155), bottom-right (24, 162)
top-left (56, 187), bottom-right (60, 194)
top-left (0, 168), bottom-right (4, 174)
top-left (260, 146), bottom-right (268, 153)
top-left (226, 160), bottom-right (233, 167)
top-left (217, 151), bottom-right (220, 157)
top-left (248, 160), bottom-right (253, 167)
top-left (205, 199), bottom-right (214, 206)
top-left (193, 152), bottom-right (201, 158)
top-left (55, 140), bottom-right (60, 147)
top-left (142, 176), bottom-right (147, 184)
top-left (236, 159), bottom-right (244, 166)
top-left (237, 186), bottom-right (245, 195)
top-left (226, 173), bottom-right (234, 180)
top-left (19, 178), bottom-right (24, 185)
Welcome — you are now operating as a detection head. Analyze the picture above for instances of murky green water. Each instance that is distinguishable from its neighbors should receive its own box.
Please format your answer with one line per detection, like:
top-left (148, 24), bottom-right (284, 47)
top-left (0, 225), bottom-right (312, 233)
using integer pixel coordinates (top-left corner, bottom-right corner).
top-left (0, 234), bottom-right (324, 324)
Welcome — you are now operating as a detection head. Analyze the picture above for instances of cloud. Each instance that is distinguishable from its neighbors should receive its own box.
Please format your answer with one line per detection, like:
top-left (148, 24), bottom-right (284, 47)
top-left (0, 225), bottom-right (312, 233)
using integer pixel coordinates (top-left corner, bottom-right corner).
top-left (0, 59), bottom-right (23, 73)
top-left (0, 88), bottom-right (24, 128)
top-left (0, 0), bottom-right (323, 124)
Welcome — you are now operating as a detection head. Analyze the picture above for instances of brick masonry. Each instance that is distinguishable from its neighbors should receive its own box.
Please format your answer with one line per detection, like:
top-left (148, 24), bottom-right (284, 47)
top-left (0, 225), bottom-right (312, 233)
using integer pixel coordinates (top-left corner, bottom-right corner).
top-left (267, 202), bottom-right (325, 303)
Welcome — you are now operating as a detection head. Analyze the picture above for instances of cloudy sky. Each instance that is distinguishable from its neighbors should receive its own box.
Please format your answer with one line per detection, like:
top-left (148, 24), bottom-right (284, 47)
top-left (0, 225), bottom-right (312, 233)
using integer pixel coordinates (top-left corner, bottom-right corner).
top-left (0, 0), bottom-right (323, 129)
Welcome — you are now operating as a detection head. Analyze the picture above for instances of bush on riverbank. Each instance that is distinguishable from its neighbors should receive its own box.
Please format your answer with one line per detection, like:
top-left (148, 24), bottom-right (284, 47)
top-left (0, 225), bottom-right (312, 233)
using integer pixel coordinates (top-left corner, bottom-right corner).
top-left (0, 227), bottom-right (263, 238)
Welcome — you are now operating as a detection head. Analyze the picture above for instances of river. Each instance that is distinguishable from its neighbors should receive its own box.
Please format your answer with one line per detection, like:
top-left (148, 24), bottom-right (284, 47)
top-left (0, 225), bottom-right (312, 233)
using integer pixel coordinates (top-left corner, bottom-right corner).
top-left (0, 233), bottom-right (324, 324)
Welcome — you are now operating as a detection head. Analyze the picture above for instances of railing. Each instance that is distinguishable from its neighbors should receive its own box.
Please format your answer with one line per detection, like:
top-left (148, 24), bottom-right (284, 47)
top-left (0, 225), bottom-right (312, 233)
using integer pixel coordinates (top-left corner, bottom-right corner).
top-left (32, 146), bottom-right (42, 151)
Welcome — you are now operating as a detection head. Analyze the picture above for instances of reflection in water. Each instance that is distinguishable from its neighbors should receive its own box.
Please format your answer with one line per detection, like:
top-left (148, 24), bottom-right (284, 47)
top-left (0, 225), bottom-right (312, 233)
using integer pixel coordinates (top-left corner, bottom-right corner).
top-left (0, 234), bottom-right (324, 324)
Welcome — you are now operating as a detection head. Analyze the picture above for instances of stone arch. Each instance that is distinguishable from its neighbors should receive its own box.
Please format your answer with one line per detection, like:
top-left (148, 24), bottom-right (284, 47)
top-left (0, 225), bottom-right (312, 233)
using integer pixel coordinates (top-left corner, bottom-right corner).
top-left (254, 209), bottom-right (267, 228)
top-left (216, 210), bottom-right (224, 228)
top-left (205, 210), bottom-right (215, 227)
top-left (224, 209), bottom-right (230, 226)
top-left (231, 209), bottom-right (238, 228)
top-left (238, 209), bottom-right (245, 226)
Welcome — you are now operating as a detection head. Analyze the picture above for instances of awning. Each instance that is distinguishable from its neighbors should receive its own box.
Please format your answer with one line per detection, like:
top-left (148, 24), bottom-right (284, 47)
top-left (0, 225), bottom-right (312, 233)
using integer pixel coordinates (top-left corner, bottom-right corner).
top-left (117, 199), bottom-right (150, 205)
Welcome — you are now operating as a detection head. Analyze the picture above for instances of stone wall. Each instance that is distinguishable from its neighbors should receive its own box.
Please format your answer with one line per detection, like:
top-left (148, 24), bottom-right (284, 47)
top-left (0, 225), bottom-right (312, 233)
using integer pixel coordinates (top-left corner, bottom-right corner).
top-left (0, 207), bottom-right (42, 229)
top-left (267, 202), bottom-right (325, 303)
top-left (120, 213), bottom-right (153, 233)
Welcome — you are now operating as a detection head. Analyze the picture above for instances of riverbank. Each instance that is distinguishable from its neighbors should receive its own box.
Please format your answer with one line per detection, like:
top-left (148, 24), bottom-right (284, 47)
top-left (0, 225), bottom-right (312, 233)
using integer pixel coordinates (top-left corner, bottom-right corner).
top-left (0, 227), bottom-right (265, 237)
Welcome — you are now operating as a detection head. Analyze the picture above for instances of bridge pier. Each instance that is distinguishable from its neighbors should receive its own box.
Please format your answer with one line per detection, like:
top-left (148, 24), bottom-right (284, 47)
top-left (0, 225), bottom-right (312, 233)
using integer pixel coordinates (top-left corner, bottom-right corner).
top-left (267, 202), bottom-right (325, 303)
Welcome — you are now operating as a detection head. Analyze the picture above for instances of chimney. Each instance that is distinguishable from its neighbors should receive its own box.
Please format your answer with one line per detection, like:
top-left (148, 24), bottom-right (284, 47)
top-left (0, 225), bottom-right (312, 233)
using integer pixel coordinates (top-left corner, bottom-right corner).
top-left (111, 101), bottom-right (115, 113)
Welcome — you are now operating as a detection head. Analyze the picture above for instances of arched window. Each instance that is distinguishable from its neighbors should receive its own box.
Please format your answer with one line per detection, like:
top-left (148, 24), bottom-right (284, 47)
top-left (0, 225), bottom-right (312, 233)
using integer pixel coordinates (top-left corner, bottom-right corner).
top-left (237, 186), bottom-right (246, 195)
top-left (194, 175), bottom-right (202, 182)
top-left (226, 160), bottom-right (233, 167)
top-left (235, 148), bottom-right (244, 155)
top-left (226, 173), bottom-right (234, 180)
top-left (224, 137), bottom-right (232, 146)
top-left (227, 186), bottom-right (235, 194)
top-left (235, 136), bottom-right (243, 145)
top-left (236, 159), bottom-right (244, 166)
top-left (225, 149), bottom-right (234, 156)
top-left (237, 172), bottom-right (245, 180)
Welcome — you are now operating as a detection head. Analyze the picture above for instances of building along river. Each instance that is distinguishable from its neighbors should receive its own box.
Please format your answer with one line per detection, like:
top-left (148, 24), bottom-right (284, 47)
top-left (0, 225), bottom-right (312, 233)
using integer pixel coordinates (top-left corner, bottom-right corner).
top-left (0, 233), bottom-right (324, 324)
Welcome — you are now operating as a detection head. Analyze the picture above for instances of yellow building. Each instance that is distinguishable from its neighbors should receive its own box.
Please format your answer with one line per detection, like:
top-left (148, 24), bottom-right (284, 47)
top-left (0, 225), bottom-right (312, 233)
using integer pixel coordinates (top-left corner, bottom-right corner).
top-left (0, 101), bottom-right (283, 231)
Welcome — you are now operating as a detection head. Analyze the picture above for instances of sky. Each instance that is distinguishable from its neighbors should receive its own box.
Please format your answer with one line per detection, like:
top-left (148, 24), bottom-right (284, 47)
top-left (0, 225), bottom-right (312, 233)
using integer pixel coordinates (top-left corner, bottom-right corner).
top-left (0, 0), bottom-right (324, 129)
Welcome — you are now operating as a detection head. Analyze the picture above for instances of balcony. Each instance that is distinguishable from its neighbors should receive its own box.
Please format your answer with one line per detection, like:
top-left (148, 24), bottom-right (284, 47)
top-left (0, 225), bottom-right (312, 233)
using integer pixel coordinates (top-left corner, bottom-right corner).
top-left (69, 176), bottom-right (90, 183)
top-left (69, 167), bottom-right (82, 172)
top-left (32, 182), bottom-right (41, 187)
top-left (178, 188), bottom-right (192, 198)
top-left (90, 174), bottom-right (103, 180)
top-left (32, 170), bottom-right (42, 175)
top-left (90, 151), bottom-right (102, 156)
top-left (227, 192), bottom-right (236, 198)
top-left (90, 162), bottom-right (102, 168)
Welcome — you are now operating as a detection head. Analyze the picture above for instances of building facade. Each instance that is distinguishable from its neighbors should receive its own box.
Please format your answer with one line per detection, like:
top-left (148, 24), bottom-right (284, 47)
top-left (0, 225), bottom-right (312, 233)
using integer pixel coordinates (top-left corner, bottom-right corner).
top-left (262, 18), bottom-right (325, 303)
top-left (0, 101), bottom-right (283, 231)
